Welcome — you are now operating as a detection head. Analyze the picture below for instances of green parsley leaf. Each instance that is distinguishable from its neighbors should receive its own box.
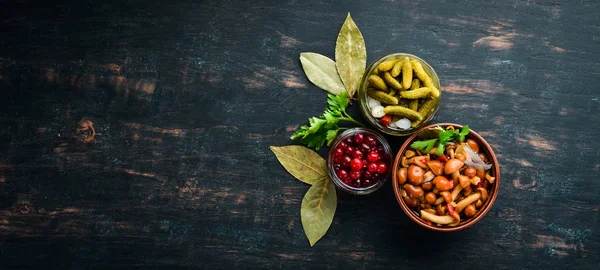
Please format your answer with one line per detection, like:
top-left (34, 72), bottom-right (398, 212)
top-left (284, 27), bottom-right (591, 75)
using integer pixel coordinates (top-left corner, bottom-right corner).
top-left (458, 125), bottom-right (469, 142)
top-left (410, 139), bottom-right (437, 153)
top-left (291, 92), bottom-right (363, 150)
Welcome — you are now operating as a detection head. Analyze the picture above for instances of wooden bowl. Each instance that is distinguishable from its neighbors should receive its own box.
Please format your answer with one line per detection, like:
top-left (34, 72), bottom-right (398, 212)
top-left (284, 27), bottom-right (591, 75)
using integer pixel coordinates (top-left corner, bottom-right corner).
top-left (392, 123), bottom-right (500, 232)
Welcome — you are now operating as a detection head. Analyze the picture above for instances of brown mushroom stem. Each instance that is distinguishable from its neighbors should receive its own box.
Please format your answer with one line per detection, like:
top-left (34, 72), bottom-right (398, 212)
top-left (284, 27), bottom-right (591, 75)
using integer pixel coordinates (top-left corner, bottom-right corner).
top-left (449, 148), bottom-right (455, 159)
top-left (455, 193), bottom-right (482, 213)
top-left (452, 170), bottom-right (461, 182)
top-left (485, 173), bottom-right (496, 184)
top-left (420, 210), bottom-right (456, 225)
top-left (470, 176), bottom-right (481, 186)
top-left (449, 211), bottom-right (461, 222)
top-left (434, 197), bottom-right (444, 205)
top-left (476, 187), bottom-right (488, 202)
top-left (423, 208), bottom-right (437, 215)
top-left (451, 184), bottom-right (464, 201)
top-left (410, 156), bottom-right (430, 169)
top-left (401, 156), bottom-right (410, 167)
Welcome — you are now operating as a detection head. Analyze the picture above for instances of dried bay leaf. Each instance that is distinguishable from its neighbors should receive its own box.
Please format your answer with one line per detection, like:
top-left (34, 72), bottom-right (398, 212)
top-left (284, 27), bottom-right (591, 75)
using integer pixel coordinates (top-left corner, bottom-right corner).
top-left (301, 178), bottom-right (337, 246)
top-left (299, 52), bottom-right (346, 95)
top-left (270, 145), bottom-right (328, 185)
top-left (335, 13), bottom-right (366, 98)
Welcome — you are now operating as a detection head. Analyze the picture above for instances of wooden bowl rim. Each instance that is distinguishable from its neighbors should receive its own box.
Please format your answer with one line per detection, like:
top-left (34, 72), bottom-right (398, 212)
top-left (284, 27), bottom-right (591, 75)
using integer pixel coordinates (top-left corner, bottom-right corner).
top-left (392, 123), bottom-right (501, 232)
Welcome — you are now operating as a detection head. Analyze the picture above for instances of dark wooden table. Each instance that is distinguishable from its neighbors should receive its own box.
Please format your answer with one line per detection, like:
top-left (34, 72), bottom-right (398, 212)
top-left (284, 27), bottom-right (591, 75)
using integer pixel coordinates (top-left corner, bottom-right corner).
top-left (1, 0), bottom-right (599, 269)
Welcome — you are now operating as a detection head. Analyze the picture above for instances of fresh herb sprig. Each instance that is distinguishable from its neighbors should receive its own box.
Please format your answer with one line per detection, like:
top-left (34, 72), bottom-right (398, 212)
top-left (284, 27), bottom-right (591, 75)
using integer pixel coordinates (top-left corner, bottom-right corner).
top-left (291, 92), bottom-right (364, 150)
top-left (411, 125), bottom-right (469, 156)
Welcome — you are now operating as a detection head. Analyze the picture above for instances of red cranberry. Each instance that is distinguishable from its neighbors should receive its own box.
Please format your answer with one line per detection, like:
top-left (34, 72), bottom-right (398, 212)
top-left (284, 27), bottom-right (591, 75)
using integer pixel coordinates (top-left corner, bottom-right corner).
top-left (364, 171), bottom-right (373, 180)
top-left (343, 178), bottom-right (352, 185)
top-left (377, 162), bottom-right (388, 174)
top-left (363, 179), bottom-right (372, 187)
top-left (352, 149), bottom-right (363, 159)
top-left (341, 156), bottom-right (352, 167)
top-left (333, 155), bottom-right (343, 163)
top-left (359, 143), bottom-right (371, 153)
top-left (365, 135), bottom-right (377, 147)
top-left (362, 159), bottom-right (368, 169)
top-left (350, 158), bottom-right (363, 171)
top-left (354, 133), bottom-right (364, 144)
top-left (337, 169), bottom-right (348, 180)
top-left (345, 146), bottom-right (354, 155)
top-left (367, 151), bottom-right (380, 163)
top-left (344, 137), bottom-right (353, 145)
top-left (339, 142), bottom-right (347, 149)
top-left (353, 179), bottom-right (361, 187)
top-left (373, 172), bottom-right (381, 180)
top-left (367, 163), bottom-right (378, 173)
top-left (350, 170), bottom-right (361, 180)
top-left (333, 164), bottom-right (341, 171)
top-left (334, 148), bottom-right (344, 157)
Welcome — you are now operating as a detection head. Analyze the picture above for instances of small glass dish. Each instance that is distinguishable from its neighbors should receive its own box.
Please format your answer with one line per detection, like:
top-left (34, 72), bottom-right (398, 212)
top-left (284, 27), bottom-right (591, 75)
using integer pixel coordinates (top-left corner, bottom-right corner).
top-left (358, 53), bottom-right (442, 136)
top-left (327, 127), bottom-right (392, 195)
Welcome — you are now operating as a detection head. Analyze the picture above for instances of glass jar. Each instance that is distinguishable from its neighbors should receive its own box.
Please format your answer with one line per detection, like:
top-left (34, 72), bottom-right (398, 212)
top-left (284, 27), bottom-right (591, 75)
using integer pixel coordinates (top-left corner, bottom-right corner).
top-left (327, 127), bottom-right (392, 195)
top-left (358, 53), bottom-right (441, 136)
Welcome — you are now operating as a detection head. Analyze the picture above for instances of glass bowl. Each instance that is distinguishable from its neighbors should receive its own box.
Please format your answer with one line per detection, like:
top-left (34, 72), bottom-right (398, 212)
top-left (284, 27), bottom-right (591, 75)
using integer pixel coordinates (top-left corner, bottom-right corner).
top-left (391, 123), bottom-right (501, 231)
top-left (358, 53), bottom-right (442, 136)
top-left (327, 127), bottom-right (392, 195)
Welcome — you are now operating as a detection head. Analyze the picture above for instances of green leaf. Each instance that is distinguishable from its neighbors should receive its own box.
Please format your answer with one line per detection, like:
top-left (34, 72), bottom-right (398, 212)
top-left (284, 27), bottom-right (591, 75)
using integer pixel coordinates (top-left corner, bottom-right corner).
top-left (328, 92), bottom-right (349, 113)
top-left (410, 139), bottom-right (437, 153)
top-left (301, 178), bottom-right (337, 246)
top-left (325, 129), bottom-right (339, 146)
top-left (335, 13), bottom-right (366, 98)
top-left (290, 125), bottom-right (309, 140)
top-left (306, 117), bottom-right (327, 136)
top-left (270, 146), bottom-right (328, 185)
top-left (458, 125), bottom-right (469, 142)
top-left (299, 52), bottom-right (346, 95)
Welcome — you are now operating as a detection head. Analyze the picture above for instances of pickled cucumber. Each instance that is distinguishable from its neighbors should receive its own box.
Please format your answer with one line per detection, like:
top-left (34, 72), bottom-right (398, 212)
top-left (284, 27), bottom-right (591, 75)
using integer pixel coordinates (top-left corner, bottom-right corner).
top-left (368, 75), bottom-right (388, 91)
top-left (391, 59), bottom-right (403, 77)
top-left (368, 89), bottom-right (399, 105)
top-left (418, 97), bottom-right (438, 116)
top-left (378, 59), bottom-right (397, 72)
top-left (383, 106), bottom-right (423, 121)
top-left (402, 60), bottom-right (413, 89)
top-left (400, 87), bottom-right (431, 99)
top-left (410, 60), bottom-right (440, 98)
top-left (408, 99), bottom-right (419, 111)
top-left (383, 72), bottom-right (403, 90)
top-left (410, 78), bottom-right (421, 90)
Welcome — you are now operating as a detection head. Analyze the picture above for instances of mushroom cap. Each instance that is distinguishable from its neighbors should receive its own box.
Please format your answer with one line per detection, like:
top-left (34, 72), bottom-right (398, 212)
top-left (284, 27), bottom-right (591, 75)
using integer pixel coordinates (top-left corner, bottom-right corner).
top-left (444, 158), bottom-right (464, 174)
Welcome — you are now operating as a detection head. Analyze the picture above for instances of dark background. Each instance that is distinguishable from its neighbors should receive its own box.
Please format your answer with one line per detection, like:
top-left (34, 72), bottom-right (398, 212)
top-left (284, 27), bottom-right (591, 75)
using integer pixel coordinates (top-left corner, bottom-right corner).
top-left (1, 0), bottom-right (599, 269)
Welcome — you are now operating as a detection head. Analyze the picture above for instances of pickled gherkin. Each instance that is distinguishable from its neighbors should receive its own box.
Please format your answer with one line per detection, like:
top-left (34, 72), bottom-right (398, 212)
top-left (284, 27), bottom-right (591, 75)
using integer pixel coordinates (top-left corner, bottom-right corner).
top-left (410, 60), bottom-right (440, 98)
top-left (391, 59), bottom-right (403, 77)
top-left (378, 59), bottom-right (397, 72)
top-left (401, 60), bottom-right (413, 89)
top-left (407, 79), bottom-right (420, 111)
top-left (368, 75), bottom-right (388, 91)
top-left (400, 87), bottom-right (430, 99)
top-left (408, 99), bottom-right (419, 111)
top-left (410, 78), bottom-right (421, 90)
top-left (411, 97), bottom-right (438, 127)
top-left (418, 97), bottom-right (438, 116)
top-left (383, 72), bottom-right (403, 90)
top-left (383, 106), bottom-right (423, 121)
top-left (368, 89), bottom-right (399, 105)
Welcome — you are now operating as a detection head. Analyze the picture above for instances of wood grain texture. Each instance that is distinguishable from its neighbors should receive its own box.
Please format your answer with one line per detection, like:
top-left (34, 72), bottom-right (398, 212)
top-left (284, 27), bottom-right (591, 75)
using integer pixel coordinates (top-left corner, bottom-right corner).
top-left (0, 0), bottom-right (599, 269)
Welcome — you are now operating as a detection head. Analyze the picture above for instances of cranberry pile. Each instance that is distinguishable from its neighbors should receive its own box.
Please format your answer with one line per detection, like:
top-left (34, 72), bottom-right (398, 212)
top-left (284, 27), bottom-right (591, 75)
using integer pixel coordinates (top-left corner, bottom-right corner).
top-left (332, 133), bottom-right (389, 188)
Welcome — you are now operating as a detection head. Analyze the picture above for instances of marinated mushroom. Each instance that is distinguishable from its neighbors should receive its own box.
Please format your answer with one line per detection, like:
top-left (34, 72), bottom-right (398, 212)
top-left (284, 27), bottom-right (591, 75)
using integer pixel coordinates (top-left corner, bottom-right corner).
top-left (426, 160), bottom-right (444, 175)
top-left (408, 165), bottom-right (424, 185)
top-left (398, 126), bottom-right (495, 227)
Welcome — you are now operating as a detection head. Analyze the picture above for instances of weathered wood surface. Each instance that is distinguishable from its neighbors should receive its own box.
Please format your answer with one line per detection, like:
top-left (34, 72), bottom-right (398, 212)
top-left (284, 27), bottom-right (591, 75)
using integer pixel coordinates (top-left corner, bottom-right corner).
top-left (0, 0), bottom-right (598, 269)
